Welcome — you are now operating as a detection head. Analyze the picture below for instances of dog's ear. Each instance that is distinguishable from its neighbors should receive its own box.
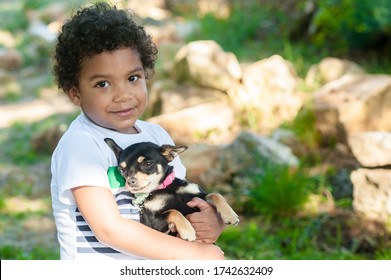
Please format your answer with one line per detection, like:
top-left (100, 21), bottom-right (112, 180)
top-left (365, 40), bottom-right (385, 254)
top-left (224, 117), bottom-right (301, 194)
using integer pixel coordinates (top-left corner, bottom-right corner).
top-left (104, 138), bottom-right (123, 160)
top-left (161, 145), bottom-right (188, 162)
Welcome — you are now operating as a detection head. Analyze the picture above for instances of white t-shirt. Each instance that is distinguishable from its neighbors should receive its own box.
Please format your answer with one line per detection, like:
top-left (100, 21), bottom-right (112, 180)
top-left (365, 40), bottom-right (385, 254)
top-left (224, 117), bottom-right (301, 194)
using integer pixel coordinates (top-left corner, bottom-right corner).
top-left (50, 113), bottom-right (186, 260)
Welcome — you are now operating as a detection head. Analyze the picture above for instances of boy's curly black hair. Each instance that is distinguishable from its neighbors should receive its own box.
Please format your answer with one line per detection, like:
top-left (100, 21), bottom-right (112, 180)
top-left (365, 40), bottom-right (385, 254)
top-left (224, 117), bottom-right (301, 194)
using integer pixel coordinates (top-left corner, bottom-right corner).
top-left (53, 2), bottom-right (158, 92)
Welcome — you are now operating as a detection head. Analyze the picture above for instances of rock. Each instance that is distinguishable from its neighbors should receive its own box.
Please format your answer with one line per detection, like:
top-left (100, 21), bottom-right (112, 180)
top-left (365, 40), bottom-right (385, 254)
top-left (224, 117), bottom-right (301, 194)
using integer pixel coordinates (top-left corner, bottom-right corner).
top-left (348, 131), bottom-right (391, 168)
top-left (351, 168), bottom-right (391, 222)
top-left (228, 55), bottom-right (304, 134)
top-left (0, 30), bottom-right (17, 48)
top-left (0, 48), bottom-right (23, 70)
top-left (180, 143), bottom-right (222, 187)
top-left (127, 0), bottom-right (171, 20)
top-left (222, 131), bottom-right (300, 170)
top-left (31, 125), bottom-right (66, 155)
top-left (172, 40), bottom-right (242, 92)
top-left (179, 131), bottom-right (299, 203)
top-left (166, 0), bottom-right (231, 18)
top-left (147, 80), bottom-right (226, 116)
top-left (148, 100), bottom-right (237, 145)
top-left (314, 74), bottom-right (391, 143)
top-left (305, 57), bottom-right (365, 88)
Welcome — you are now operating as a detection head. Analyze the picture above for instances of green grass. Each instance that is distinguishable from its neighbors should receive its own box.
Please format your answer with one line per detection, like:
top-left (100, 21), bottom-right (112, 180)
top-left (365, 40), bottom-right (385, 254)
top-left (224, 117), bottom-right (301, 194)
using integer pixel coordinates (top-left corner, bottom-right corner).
top-left (218, 217), bottom-right (389, 260)
top-left (0, 245), bottom-right (59, 260)
top-left (1, 113), bottom-right (74, 165)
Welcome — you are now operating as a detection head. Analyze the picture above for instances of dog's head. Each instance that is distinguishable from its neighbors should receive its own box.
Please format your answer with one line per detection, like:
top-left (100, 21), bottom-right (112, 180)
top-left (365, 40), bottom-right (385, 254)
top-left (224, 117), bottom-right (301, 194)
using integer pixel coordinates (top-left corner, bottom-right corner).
top-left (104, 138), bottom-right (187, 194)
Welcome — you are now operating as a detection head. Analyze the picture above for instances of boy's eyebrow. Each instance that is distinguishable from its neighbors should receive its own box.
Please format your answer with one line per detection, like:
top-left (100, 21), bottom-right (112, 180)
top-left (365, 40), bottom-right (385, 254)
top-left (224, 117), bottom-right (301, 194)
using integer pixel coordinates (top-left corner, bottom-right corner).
top-left (88, 66), bottom-right (144, 81)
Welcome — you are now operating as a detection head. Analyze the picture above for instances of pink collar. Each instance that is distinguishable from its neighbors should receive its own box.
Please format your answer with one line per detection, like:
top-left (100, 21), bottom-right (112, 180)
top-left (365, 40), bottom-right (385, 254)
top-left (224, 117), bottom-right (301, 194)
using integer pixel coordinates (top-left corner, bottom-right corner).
top-left (155, 171), bottom-right (175, 191)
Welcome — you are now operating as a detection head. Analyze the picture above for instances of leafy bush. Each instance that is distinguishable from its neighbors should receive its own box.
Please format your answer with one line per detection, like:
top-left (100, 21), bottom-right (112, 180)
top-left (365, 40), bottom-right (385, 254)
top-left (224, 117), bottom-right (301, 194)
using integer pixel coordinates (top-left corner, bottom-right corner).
top-left (0, 2), bottom-right (28, 32)
top-left (282, 102), bottom-right (323, 150)
top-left (243, 163), bottom-right (313, 217)
top-left (310, 0), bottom-right (391, 53)
top-left (185, 1), bottom-right (278, 61)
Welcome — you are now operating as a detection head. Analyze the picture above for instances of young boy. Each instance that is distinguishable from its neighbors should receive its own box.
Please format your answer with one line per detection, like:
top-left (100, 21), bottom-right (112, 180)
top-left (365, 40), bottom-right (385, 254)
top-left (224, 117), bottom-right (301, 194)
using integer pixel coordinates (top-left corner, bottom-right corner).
top-left (51, 2), bottom-right (225, 260)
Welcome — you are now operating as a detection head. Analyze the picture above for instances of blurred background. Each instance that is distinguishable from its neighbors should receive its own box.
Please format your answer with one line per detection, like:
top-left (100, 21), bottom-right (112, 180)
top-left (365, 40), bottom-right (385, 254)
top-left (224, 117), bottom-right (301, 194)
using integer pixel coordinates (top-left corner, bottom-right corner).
top-left (0, 0), bottom-right (390, 259)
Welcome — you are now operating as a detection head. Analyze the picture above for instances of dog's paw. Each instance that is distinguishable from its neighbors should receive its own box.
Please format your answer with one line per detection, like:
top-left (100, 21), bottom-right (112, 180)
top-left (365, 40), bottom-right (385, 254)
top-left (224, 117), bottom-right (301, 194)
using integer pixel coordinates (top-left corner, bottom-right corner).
top-left (221, 208), bottom-right (240, 226)
top-left (178, 227), bottom-right (196, 242)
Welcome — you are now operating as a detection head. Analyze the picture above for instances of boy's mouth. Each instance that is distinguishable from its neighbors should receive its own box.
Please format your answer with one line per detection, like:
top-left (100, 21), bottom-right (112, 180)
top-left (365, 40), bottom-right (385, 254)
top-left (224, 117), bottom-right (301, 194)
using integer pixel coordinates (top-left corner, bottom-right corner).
top-left (112, 107), bottom-right (135, 117)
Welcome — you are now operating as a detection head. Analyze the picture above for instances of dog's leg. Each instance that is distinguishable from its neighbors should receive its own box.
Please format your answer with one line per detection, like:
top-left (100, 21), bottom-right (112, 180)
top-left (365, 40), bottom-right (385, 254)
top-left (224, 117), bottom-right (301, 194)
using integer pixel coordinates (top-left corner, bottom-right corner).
top-left (206, 193), bottom-right (239, 225)
top-left (165, 209), bottom-right (196, 241)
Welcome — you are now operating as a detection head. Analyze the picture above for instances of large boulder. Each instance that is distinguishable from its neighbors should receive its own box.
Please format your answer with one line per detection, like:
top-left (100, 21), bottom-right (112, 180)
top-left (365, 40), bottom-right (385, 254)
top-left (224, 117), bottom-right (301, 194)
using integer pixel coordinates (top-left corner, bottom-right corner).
top-left (228, 55), bottom-right (304, 134)
top-left (172, 40), bottom-right (242, 92)
top-left (0, 48), bottom-right (22, 70)
top-left (181, 131), bottom-right (299, 198)
top-left (314, 74), bottom-right (391, 143)
top-left (348, 131), bottom-right (391, 168)
top-left (351, 168), bottom-right (391, 222)
top-left (147, 80), bottom-right (226, 116)
top-left (147, 100), bottom-right (237, 145)
top-left (305, 57), bottom-right (365, 88)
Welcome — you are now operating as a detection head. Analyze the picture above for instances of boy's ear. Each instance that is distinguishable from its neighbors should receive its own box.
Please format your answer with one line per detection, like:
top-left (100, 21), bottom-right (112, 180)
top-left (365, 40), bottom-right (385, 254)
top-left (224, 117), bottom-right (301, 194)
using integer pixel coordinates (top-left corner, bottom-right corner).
top-left (66, 87), bottom-right (81, 106)
top-left (161, 145), bottom-right (188, 162)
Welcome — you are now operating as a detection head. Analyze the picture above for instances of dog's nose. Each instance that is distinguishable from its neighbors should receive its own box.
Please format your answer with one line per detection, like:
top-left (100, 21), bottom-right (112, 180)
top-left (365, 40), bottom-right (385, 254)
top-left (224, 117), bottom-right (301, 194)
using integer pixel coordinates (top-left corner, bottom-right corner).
top-left (128, 178), bottom-right (137, 186)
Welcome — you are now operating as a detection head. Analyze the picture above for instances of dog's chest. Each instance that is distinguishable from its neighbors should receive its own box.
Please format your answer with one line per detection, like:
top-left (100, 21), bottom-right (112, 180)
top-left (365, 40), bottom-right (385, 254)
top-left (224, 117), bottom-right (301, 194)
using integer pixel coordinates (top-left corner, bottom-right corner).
top-left (139, 182), bottom-right (204, 213)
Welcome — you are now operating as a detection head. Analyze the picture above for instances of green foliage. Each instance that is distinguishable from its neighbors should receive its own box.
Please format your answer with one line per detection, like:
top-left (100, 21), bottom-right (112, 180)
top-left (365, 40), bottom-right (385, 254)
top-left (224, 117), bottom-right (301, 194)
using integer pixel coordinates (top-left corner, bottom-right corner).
top-left (0, 1), bottom-right (28, 32)
top-left (184, 0), bottom-right (391, 75)
top-left (2, 114), bottom-right (72, 165)
top-left (187, 3), bottom-right (267, 55)
top-left (3, 122), bottom-right (40, 165)
top-left (311, 0), bottom-right (391, 53)
top-left (218, 217), bottom-right (366, 260)
top-left (23, 0), bottom-right (59, 10)
top-left (243, 164), bottom-right (313, 218)
top-left (282, 102), bottom-right (324, 150)
top-left (17, 34), bottom-right (54, 68)
top-left (0, 245), bottom-right (59, 260)
top-left (217, 221), bottom-right (277, 259)
top-left (375, 248), bottom-right (391, 260)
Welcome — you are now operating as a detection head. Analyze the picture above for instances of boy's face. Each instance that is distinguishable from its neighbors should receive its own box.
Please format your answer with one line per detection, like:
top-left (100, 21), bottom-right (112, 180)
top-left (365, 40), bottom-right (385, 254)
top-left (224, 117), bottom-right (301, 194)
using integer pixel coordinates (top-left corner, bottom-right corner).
top-left (67, 48), bottom-right (148, 134)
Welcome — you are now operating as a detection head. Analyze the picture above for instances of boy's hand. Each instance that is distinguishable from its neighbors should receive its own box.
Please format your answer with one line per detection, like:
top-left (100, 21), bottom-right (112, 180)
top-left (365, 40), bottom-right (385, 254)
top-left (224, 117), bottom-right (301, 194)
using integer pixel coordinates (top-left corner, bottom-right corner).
top-left (186, 197), bottom-right (226, 244)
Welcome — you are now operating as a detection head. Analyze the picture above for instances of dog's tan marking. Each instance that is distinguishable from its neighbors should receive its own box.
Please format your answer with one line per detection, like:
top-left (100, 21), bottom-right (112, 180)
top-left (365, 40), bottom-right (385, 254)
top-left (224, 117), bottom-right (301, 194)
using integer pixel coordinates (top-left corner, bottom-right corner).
top-left (137, 156), bottom-right (145, 163)
top-left (166, 209), bottom-right (196, 241)
top-left (130, 169), bottom-right (163, 193)
top-left (206, 193), bottom-right (239, 225)
top-left (157, 164), bottom-right (163, 175)
top-left (143, 194), bottom-right (170, 212)
top-left (120, 161), bottom-right (127, 168)
top-left (177, 183), bottom-right (201, 195)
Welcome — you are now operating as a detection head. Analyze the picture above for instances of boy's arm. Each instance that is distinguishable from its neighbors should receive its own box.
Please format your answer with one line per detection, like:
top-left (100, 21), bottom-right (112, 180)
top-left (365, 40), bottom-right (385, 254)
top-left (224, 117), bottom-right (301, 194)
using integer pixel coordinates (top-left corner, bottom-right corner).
top-left (186, 198), bottom-right (226, 243)
top-left (72, 186), bottom-right (225, 260)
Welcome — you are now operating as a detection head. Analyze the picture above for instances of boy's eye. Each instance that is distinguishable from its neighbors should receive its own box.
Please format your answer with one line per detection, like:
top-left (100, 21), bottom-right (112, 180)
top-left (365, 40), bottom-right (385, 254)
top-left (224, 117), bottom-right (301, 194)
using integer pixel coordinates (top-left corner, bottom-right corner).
top-left (128, 75), bottom-right (140, 83)
top-left (96, 81), bottom-right (109, 88)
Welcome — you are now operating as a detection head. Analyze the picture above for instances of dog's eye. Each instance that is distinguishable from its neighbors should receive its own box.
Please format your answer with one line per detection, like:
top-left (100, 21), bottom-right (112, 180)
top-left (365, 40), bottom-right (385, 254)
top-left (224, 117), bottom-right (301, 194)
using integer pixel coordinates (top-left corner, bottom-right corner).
top-left (141, 161), bottom-right (153, 169)
top-left (119, 168), bottom-right (125, 174)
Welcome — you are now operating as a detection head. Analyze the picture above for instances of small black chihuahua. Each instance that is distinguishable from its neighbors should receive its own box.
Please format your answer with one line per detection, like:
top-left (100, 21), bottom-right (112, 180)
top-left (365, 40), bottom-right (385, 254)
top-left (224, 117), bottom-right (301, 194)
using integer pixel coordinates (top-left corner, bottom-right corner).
top-left (104, 138), bottom-right (239, 241)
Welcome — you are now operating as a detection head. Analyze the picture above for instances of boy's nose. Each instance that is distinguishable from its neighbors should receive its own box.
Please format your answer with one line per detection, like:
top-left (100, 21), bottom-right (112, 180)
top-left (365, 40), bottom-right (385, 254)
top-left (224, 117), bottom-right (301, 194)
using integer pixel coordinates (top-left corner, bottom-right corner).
top-left (113, 84), bottom-right (132, 102)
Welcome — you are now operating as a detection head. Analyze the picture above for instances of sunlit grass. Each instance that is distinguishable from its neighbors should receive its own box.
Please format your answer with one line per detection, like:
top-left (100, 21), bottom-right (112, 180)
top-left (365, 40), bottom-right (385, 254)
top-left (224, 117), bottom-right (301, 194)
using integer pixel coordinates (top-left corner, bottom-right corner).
top-left (218, 217), bottom-right (388, 260)
top-left (0, 245), bottom-right (59, 260)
